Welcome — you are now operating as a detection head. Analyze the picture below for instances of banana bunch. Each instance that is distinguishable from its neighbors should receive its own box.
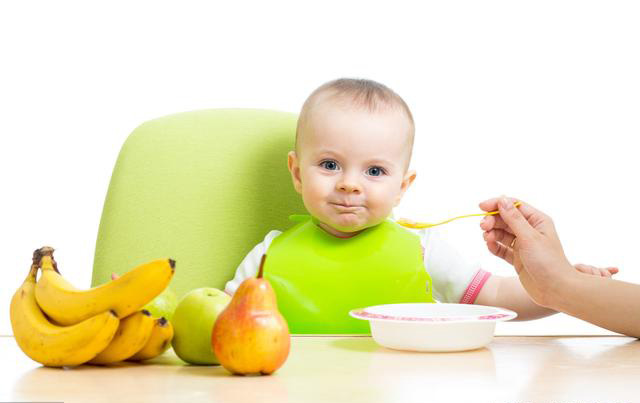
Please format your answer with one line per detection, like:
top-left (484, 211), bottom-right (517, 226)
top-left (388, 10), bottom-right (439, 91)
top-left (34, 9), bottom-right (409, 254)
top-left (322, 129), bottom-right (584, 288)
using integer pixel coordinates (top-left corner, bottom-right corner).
top-left (10, 246), bottom-right (176, 367)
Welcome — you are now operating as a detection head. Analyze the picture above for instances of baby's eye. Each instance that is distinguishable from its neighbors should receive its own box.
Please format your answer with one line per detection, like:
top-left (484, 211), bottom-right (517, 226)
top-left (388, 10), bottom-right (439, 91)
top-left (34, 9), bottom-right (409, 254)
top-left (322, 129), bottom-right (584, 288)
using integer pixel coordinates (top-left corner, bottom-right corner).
top-left (366, 166), bottom-right (386, 177)
top-left (320, 160), bottom-right (340, 171)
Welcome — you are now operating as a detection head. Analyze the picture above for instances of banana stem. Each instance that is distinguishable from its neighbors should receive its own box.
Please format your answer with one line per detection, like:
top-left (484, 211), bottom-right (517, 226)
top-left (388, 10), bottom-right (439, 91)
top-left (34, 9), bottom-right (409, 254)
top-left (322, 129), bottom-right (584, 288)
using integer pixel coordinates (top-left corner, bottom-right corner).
top-left (33, 246), bottom-right (59, 273)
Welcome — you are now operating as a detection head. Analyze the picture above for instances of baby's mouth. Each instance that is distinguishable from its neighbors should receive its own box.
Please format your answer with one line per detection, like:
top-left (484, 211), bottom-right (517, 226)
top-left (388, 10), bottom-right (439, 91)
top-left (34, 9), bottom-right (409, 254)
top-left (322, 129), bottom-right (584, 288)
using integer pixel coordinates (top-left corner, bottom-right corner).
top-left (330, 202), bottom-right (364, 212)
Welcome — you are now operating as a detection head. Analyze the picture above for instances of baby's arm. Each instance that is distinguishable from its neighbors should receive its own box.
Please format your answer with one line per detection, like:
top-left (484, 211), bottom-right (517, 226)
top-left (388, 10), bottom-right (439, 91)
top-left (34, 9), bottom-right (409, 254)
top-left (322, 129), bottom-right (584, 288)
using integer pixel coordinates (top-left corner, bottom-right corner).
top-left (474, 275), bottom-right (556, 320)
top-left (474, 264), bottom-right (618, 320)
top-left (475, 264), bottom-right (619, 320)
top-left (419, 227), bottom-right (495, 303)
top-left (416, 226), bottom-right (614, 315)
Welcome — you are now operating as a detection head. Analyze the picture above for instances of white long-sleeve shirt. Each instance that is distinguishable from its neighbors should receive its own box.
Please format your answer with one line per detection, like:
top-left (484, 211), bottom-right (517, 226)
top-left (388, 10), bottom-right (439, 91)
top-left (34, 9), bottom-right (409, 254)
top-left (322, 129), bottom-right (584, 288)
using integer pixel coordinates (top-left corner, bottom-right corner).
top-left (225, 222), bottom-right (491, 304)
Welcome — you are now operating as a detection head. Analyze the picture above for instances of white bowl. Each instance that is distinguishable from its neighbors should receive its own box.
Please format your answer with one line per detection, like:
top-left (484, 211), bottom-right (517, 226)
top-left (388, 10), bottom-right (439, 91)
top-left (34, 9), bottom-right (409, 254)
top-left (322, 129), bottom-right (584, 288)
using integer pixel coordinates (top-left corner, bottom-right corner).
top-left (349, 303), bottom-right (517, 352)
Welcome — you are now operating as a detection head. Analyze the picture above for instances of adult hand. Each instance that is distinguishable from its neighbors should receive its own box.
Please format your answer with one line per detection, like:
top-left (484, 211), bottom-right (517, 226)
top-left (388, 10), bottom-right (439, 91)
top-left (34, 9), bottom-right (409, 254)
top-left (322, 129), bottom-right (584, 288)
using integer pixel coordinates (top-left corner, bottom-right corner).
top-left (478, 199), bottom-right (617, 276)
top-left (478, 197), bottom-right (576, 308)
top-left (480, 197), bottom-right (639, 338)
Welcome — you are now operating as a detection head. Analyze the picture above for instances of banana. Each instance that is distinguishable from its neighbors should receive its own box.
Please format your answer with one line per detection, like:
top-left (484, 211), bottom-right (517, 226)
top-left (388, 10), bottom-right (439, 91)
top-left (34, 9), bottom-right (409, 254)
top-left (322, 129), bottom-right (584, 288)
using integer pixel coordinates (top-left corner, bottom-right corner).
top-left (89, 310), bottom-right (155, 364)
top-left (10, 263), bottom-right (120, 367)
top-left (128, 317), bottom-right (174, 361)
top-left (34, 247), bottom-right (175, 325)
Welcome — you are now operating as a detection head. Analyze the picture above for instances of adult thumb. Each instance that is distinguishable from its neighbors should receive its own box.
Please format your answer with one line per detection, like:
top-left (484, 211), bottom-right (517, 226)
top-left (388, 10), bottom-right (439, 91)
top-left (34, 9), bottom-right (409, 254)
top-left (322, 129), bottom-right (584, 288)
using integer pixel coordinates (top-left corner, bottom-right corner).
top-left (498, 197), bottom-right (535, 239)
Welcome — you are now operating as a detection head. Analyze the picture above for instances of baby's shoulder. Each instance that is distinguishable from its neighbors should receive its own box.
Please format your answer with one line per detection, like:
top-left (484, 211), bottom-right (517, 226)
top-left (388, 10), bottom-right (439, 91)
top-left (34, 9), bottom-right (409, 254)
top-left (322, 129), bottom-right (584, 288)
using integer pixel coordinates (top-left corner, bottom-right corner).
top-left (396, 222), bottom-right (455, 250)
top-left (260, 229), bottom-right (282, 247)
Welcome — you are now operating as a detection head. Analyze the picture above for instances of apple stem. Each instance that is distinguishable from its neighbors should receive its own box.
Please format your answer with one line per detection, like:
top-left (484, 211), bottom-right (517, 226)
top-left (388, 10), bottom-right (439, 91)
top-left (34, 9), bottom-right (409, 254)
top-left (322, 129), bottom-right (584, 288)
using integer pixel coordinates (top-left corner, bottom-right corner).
top-left (257, 254), bottom-right (266, 279)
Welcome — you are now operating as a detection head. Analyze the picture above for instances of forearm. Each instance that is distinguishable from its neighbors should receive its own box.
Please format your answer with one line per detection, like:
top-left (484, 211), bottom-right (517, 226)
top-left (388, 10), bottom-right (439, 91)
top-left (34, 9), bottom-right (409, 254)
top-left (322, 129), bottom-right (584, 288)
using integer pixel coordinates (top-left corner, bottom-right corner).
top-left (550, 273), bottom-right (640, 338)
top-left (476, 276), bottom-right (556, 321)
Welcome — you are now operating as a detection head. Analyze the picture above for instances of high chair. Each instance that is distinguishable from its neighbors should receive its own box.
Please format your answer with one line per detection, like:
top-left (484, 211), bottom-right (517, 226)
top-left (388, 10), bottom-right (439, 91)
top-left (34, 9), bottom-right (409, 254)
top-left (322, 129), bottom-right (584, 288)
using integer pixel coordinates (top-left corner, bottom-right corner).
top-left (91, 109), bottom-right (305, 297)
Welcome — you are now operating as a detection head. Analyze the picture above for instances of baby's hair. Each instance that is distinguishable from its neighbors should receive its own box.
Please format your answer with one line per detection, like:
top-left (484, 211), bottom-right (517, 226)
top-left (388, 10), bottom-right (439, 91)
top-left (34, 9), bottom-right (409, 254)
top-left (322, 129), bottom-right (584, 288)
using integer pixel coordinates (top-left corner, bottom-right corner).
top-left (295, 78), bottom-right (415, 154)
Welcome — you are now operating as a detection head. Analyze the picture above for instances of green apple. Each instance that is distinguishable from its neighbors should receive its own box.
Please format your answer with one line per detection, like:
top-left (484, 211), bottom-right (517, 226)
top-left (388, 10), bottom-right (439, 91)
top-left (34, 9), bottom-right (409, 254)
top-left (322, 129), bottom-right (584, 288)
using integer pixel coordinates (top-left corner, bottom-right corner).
top-left (171, 287), bottom-right (231, 365)
top-left (143, 287), bottom-right (178, 321)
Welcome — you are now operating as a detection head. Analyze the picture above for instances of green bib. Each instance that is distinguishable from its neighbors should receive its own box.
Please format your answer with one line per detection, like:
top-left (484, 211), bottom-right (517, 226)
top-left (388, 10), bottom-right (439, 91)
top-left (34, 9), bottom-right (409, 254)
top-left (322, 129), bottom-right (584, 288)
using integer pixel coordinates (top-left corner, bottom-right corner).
top-left (264, 215), bottom-right (435, 334)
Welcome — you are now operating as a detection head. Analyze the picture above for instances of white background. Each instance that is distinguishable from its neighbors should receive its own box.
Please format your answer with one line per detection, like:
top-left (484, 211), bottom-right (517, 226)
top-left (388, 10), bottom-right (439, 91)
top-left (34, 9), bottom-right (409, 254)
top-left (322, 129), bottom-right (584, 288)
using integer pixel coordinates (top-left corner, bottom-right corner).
top-left (1, 1), bottom-right (639, 336)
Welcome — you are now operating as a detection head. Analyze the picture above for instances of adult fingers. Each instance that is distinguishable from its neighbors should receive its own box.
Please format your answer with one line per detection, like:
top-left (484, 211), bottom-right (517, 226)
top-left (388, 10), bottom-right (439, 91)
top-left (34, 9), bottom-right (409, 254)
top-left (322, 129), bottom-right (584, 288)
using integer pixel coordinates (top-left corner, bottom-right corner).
top-left (480, 196), bottom-right (532, 213)
top-left (480, 215), bottom-right (509, 231)
top-left (479, 197), bottom-right (519, 213)
top-left (485, 240), bottom-right (515, 265)
top-left (481, 197), bottom-right (546, 228)
top-left (498, 197), bottom-right (536, 239)
top-left (483, 229), bottom-right (516, 249)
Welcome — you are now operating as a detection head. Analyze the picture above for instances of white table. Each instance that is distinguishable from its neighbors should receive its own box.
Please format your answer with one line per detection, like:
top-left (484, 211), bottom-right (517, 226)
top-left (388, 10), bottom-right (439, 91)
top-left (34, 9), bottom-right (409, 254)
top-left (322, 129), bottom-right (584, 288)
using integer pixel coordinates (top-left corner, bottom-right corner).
top-left (3, 335), bottom-right (639, 402)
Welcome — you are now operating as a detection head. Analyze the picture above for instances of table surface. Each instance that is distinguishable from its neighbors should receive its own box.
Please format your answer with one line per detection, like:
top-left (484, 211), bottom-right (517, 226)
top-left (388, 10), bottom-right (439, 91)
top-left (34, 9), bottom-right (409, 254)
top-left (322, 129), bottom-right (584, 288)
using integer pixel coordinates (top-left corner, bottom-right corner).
top-left (3, 335), bottom-right (639, 403)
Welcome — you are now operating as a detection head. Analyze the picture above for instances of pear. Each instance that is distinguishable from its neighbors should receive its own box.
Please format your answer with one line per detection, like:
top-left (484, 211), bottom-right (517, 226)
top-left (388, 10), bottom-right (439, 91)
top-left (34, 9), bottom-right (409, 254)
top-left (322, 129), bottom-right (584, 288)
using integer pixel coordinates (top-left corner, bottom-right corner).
top-left (211, 254), bottom-right (290, 375)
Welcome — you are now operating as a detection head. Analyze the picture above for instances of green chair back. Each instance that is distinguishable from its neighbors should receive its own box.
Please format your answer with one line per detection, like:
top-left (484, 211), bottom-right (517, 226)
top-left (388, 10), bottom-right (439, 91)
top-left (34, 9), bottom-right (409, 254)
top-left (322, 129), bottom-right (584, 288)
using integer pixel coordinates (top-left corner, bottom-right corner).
top-left (91, 109), bottom-right (305, 297)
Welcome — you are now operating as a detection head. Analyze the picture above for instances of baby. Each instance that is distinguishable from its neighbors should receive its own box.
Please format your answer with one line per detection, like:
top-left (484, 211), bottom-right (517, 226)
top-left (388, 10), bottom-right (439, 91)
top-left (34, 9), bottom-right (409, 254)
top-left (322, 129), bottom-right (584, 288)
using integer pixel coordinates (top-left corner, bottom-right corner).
top-left (225, 78), bottom-right (611, 334)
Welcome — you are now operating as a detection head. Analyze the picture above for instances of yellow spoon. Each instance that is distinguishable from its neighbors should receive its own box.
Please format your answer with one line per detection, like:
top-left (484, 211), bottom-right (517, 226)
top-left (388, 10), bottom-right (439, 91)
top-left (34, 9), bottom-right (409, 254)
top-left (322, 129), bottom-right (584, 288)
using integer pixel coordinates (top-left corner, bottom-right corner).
top-left (397, 201), bottom-right (522, 229)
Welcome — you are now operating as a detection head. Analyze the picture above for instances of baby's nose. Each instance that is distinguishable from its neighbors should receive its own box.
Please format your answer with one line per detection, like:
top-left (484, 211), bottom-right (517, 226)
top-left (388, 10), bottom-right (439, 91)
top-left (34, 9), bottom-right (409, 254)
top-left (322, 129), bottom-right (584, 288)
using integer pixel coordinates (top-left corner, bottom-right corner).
top-left (336, 177), bottom-right (362, 193)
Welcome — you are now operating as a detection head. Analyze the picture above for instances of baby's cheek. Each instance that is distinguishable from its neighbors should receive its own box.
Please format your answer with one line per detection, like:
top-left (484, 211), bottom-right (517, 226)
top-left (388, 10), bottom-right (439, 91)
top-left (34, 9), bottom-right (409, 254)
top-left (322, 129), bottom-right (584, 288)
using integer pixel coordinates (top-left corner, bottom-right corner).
top-left (302, 186), bottom-right (332, 218)
top-left (301, 192), bottom-right (322, 214)
top-left (366, 198), bottom-right (394, 222)
top-left (373, 185), bottom-right (398, 207)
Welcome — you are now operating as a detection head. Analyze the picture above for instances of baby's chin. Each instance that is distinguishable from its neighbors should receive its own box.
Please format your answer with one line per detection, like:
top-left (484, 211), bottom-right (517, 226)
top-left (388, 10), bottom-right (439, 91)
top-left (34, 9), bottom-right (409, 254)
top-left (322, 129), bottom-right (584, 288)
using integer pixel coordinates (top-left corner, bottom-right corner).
top-left (323, 216), bottom-right (383, 235)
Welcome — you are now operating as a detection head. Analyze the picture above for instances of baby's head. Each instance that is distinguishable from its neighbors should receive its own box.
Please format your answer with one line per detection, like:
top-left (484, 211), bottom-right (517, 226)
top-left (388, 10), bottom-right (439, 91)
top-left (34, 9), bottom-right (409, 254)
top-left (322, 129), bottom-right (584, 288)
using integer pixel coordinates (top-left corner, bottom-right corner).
top-left (288, 78), bottom-right (416, 237)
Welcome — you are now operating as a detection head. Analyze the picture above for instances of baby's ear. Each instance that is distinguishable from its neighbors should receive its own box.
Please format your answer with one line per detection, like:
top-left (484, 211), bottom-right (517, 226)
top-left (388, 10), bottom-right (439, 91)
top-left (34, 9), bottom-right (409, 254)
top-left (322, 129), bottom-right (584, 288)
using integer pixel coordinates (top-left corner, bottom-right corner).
top-left (401, 170), bottom-right (416, 192)
top-left (287, 151), bottom-right (302, 194)
top-left (395, 170), bottom-right (417, 206)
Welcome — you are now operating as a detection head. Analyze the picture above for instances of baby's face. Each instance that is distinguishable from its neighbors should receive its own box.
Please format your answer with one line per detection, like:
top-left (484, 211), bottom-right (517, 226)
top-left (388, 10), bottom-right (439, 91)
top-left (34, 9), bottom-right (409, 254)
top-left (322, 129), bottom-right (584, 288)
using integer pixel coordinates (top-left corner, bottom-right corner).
top-left (289, 101), bottom-right (415, 237)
